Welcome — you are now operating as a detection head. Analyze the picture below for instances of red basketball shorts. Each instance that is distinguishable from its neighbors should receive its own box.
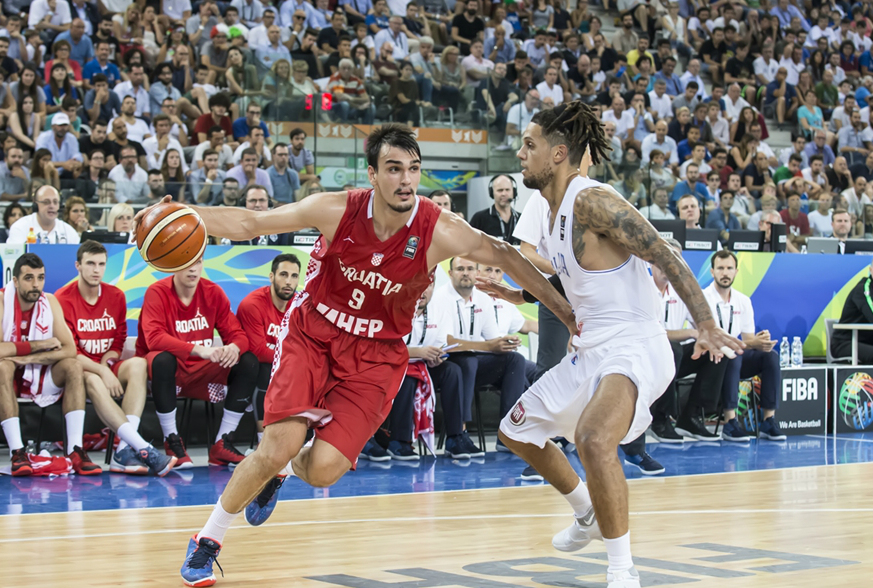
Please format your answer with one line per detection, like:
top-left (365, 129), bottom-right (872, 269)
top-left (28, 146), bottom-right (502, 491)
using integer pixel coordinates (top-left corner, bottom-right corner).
top-left (265, 298), bottom-right (409, 465)
top-left (145, 352), bottom-right (231, 403)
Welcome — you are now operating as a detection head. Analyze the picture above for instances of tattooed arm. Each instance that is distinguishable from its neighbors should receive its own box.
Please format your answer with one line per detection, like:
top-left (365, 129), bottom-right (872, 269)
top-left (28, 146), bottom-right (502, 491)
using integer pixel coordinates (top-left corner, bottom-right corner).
top-left (573, 185), bottom-right (744, 359)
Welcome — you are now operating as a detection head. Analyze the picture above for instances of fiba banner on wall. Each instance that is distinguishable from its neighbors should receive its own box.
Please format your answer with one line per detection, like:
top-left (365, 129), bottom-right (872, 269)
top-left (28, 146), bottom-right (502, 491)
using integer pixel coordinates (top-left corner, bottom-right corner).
top-left (834, 368), bottom-right (873, 434)
top-left (736, 368), bottom-right (826, 436)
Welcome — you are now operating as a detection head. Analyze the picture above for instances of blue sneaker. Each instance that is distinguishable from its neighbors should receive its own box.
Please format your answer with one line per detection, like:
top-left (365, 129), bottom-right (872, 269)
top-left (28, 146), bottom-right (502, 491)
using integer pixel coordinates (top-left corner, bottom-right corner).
top-left (721, 418), bottom-right (752, 442)
top-left (520, 464), bottom-right (544, 481)
top-left (358, 438), bottom-right (390, 461)
top-left (387, 440), bottom-right (420, 461)
top-left (110, 445), bottom-right (148, 475)
top-left (495, 438), bottom-right (513, 453)
top-left (444, 435), bottom-right (471, 459)
top-left (624, 452), bottom-right (665, 475)
top-left (461, 432), bottom-right (485, 457)
top-left (245, 475), bottom-right (286, 526)
top-left (136, 445), bottom-right (177, 477)
top-left (758, 417), bottom-right (787, 441)
top-left (181, 535), bottom-right (223, 587)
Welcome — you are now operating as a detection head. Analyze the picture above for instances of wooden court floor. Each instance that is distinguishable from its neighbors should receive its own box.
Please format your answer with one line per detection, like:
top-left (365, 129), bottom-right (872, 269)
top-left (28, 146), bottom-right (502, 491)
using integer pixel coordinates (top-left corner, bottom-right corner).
top-left (1, 463), bottom-right (871, 587)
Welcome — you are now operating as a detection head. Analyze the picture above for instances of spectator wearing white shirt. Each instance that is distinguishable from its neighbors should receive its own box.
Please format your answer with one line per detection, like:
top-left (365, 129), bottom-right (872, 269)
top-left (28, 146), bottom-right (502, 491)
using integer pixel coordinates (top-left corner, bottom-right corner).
top-left (648, 80), bottom-right (673, 121)
top-left (479, 264), bottom-right (538, 378)
top-left (504, 89), bottom-right (540, 149)
top-left (680, 59), bottom-right (708, 100)
top-left (373, 16), bottom-right (409, 60)
top-left (461, 39), bottom-right (494, 89)
top-left (535, 66), bottom-right (565, 106)
top-left (779, 47), bottom-right (806, 85)
top-left (808, 191), bottom-right (834, 236)
top-left (705, 250), bottom-right (785, 442)
top-left (602, 95), bottom-right (636, 143)
top-left (108, 144), bottom-right (150, 203)
top-left (753, 44), bottom-right (779, 85)
top-left (28, 0), bottom-right (72, 32)
top-left (641, 120), bottom-right (679, 166)
top-left (232, 127), bottom-right (273, 167)
top-left (142, 114), bottom-right (189, 173)
top-left (231, 0), bottom-right (265, 28)
top-left (6, 185), bottom-right (80, 244)
top-left (639, 187), bottom-right (677, 220)
top-left (194, 125), bottom-right (234, 169)
top-left (436, 257), bottom-right (529, 455)
top-left (109, 96), bottom-right (152, 143)
top-left (248, 8), bottom-right (289, 49)
top-left (163, 0), bottom-right (193, 26)
top-left (113, 65), bottom-right (150, 119)
top-left (778, 136), bottom-right (809, 168)
top-left (723, 83), bottom-right (750, 124)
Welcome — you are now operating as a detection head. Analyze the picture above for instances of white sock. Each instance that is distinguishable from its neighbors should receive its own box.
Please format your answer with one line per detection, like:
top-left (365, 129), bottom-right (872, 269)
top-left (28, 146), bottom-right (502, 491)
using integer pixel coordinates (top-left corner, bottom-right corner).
top-left (157, 410), bottom-right (178, 439)
top-left (116, 422), bottom-right (149, 452)
top-left (65, 410), bottom-right (86, 452)
top-left (1, 417), bottom-right (24, 453)
top-left (257, 431), bottom-right (264, 443)
top-left (604, 531), bottom-right (634, 573)
top-left (196, 497), bottom-right (239, 545)
top-left (116, 415), bottom-right (142, 453)
top-left (563, 477), bottom-right (593, 518)
top-left (215, 410), bottom-right (244, 444)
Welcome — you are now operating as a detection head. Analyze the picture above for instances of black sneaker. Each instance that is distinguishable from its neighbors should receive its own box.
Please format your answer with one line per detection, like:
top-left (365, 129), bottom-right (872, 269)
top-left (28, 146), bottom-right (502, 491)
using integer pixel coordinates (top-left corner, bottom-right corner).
top-left (758, 417), bottom-right (787, 441)
top-left (721, 418), bottom-right (752, 442)
top-left (520, 464), bottom-right (544, 481)
top-left (461, 432), bottom-right (485, 457)
top-left (387, 440), bottom-right (420, 461)
top-left (675, 413), bottom-right (719, 441)
top-left (624, 452), bottom-right (666, 475)
top-left (650, 421), bottom-right (684, 444)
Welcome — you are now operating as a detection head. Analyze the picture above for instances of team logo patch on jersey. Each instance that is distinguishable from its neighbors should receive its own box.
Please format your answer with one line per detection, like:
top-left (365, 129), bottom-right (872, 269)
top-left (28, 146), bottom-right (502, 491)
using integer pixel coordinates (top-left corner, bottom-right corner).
top-left (371, 252), bottom-right (384, 266)
top-left (560, 215), bottom-right (566, 240)
top-left (509, 401), bottom-right (526, 426)
top-left (403, 236), bottom-right (420, 259)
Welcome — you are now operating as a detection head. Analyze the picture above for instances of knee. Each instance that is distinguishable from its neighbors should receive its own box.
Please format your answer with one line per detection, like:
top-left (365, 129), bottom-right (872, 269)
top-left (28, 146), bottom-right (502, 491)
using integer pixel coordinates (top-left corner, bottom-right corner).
top-left (127, 357), bottom-right (148, 380)
top-left (304, 461), bottom-right (346, 488)
top-left (765, 349), bottom-right (780, 369)
top-left (56, 358), bottom-right (83, 379)
top-left (236, 351), bottom-right (258, 375)
top-left (152, 351), bottom-right (177, 376)
top-left (574, 425), bottom-right (616, 464)
top-left (84, 372), bottom-right (104, 394)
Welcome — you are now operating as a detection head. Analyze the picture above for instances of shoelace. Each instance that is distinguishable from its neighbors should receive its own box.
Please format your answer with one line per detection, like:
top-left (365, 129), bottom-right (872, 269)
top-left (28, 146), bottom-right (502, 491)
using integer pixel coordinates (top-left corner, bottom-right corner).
top-left (168, 436), bottom-right (187, 458)
top-left (256, 476), bottom-right (286, 508)
top-left (190, 542), bottom-right (224, 577)
top-left (222, 435), bottom-right (245, 457)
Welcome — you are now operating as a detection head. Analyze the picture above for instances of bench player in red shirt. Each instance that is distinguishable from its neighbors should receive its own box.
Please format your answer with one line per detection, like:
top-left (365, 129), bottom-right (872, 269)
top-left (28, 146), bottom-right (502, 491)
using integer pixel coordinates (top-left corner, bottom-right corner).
top-left (235, 253), bottom-right (301, 442)
top-left (55, 241), bottom-right (176, 476)
top-left (0, 253), bottom-right (100, 476)
top-left (135, 258), bottom-right (259, 469)
top-left (134, 124), bottom-right (576, 587)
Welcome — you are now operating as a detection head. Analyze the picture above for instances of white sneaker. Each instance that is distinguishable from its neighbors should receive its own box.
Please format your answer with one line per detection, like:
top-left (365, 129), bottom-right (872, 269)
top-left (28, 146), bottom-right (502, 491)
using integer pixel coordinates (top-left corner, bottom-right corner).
top-left (607, 567), bottom-right (640, 588)
top-left (551, 508), bottom-right (602, 552)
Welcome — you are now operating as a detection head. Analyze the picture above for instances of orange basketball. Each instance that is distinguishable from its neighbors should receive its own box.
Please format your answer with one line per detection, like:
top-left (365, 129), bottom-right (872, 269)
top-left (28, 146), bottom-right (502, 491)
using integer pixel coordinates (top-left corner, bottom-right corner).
top-left (135, 202), bottom-right (208, 273)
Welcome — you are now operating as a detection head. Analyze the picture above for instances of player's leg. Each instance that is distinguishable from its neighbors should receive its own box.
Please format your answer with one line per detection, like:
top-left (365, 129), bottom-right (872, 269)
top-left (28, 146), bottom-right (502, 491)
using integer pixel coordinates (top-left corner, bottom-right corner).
top-left (150, 351), bottom-right (193, 467)
top-left (292, 438), bottom-right (353, 487)
top-left (54, 358), bottom-right (101, 475)
top-left (574, 374), bottom-right (639, 584)
top-left (0, 360), bottom-right (30, 475)
top-left (209, 351), bottom-right (258, 466)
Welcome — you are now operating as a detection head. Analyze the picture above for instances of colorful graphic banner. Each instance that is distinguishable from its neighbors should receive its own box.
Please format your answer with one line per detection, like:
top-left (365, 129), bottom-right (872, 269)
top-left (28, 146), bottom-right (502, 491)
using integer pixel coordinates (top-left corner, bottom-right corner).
top-left (315, 167), bottom-right (479, 192)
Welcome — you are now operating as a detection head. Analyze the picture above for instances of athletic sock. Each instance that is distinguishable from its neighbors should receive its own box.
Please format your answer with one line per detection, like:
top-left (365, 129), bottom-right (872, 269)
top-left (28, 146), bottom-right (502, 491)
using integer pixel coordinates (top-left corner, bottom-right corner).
top-left (196, 497), bottom-right (239, 544)
top-left (604, 531), bottom-right (634, 574)
top-left (257, 431), bottom-right (264, 443)
top-left (65, 410), bottom-right (86, 452)
top-left (1, 417), bottom-right (24, 453)
top-left (115, 414), bottom-right (142, 452)
top-left (563, 477), bottom-right (593, 518)
top-left (116, 422), bottom-right (149, 452)
top-left (215, 410), bottom-right (244, 444)
top-left (157, 409), bottom-right (179, 439)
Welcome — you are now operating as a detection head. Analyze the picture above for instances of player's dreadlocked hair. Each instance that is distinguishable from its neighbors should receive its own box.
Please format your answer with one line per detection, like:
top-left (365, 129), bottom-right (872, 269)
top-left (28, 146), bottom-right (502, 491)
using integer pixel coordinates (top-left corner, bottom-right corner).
top-left (530, 101), bottom-right (613, 166)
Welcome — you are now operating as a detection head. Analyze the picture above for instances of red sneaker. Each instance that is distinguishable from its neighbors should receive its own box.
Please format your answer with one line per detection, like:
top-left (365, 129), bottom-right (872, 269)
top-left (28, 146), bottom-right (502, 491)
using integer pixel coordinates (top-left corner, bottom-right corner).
top-left (164, 433), bottom-right (194, 469)
top-left (11, 448), bottom-right (33, 477)
top-left (208, 434), bottom-right (245, 466)
top-left (68, 446), bottom-right (102, 476)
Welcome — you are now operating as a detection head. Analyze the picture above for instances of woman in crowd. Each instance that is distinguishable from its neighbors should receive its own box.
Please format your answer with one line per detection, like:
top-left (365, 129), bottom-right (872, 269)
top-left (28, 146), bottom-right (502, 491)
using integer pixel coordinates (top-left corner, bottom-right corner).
top-left (63, 196), bottom-right (92, 237)
top-left (226, 46), bottom-right (261, 106)
top-left (141, 5), bottom-right (166, 66)
top-left (0, 202), bottom-right (27, 242)
top-left (434, 46), bottom-right (464, 112)
top-left (114, 3), bottom-right (147, 57)
top-left (45, 63), bottom-right (80, 115)
top-left (668, 106), bottom-right (692, 143)
top-left (10, 66), bottom-right (46, 115)
top-left (730, 106), bottom-right (758, 146)
top-left (296, 178), bottom-right (324, 201)
top-left (7, 95), bottom-right (42, 152)
top-left (161, 149), bottom-right (187, 203)
top-left (262, 59), bottom-right (295, 120)
top-left (729, 133), bottom-right (758, 172)
top-left (107, 202), bottom-right (135, 241)
top-left (31, 148), bottom-right (60, 191)
top-left (581, 16), bottom-right (605, 51)
top-left (43, 40), bottom-right (83, 86)
top-left (530, 0), bottom-right (555, 31)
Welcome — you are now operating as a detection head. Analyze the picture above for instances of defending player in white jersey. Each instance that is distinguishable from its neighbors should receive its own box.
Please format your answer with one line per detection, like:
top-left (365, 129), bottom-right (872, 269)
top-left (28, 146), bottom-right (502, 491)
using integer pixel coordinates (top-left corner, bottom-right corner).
top-left (477, 102), bottom-right (743, 588)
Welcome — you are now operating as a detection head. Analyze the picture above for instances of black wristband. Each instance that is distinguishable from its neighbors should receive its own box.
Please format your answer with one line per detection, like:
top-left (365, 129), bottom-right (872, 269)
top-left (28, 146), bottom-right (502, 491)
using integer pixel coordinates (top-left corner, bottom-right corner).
top-left (522, 289), bottom-right (539, 304)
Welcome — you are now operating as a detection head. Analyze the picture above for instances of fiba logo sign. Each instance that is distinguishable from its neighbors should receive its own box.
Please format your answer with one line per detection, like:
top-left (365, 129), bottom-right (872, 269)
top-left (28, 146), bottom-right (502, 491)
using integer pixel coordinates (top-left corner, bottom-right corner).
top-left (782, 377), bottom-right (818, 402)
top-left (838, 372), bottom-right (873, 431)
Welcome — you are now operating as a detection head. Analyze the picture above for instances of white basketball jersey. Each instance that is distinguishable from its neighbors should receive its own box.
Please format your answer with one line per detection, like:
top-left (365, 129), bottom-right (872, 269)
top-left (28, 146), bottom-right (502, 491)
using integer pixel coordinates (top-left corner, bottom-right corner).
top-left (540, 176), bottom-right (662, 338)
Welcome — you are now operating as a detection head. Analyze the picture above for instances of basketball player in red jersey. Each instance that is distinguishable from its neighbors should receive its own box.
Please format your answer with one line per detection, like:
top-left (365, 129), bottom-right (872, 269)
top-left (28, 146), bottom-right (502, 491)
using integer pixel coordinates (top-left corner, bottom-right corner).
top-left (55, 241), bottom-right (176, 476)
top-left (133, 125), bottom-right (575, 587)
top-left (0, 253), bottom-right (101, 476)
top-left (136, 258), bottom-right (260, 469)
top-left (236, 253), bottom-right (301, 441)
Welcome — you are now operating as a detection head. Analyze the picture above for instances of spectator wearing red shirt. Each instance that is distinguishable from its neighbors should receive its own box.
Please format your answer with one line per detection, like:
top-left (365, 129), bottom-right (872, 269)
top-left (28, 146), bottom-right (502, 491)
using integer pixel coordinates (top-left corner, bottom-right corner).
top-left (136, 257), bottom-right (258, 468)
top-left (192, 92), bottom-right (236, 146)
top-left (236, 254), bottom-right (301, 441)
top-left (780, 192), bottom-right (811, 250)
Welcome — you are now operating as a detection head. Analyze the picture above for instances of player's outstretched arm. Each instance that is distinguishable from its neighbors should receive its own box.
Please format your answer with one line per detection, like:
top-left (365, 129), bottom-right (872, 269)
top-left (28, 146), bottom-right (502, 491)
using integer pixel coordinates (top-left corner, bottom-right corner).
top-left (429, 212), bottom-right (577, 334)
top-left (133, 193), bottom-right (349, 242)
top-left (573, 185), bottom-right (744, 359)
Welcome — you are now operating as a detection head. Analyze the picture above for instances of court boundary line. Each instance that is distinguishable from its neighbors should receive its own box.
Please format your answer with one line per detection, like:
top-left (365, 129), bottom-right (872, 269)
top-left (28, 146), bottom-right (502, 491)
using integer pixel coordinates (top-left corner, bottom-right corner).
top-left (3, 507), bottom-right (873, 544)
top-left (3, 450), bottom-right (872, 518)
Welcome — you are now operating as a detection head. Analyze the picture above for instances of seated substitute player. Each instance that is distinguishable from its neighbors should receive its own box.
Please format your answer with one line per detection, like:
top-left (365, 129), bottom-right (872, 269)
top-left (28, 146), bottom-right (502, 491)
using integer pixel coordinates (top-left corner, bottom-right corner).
top-left (136, 257), bottom-right (260, 468)
top-left (706, 250), bottom-right (786, 442)
top-left (236, 253), bottom-right (301, 443)
top-left (0, 253), bottom-right (100, 476)
top-left (55, 241), bottom-right (175, 476)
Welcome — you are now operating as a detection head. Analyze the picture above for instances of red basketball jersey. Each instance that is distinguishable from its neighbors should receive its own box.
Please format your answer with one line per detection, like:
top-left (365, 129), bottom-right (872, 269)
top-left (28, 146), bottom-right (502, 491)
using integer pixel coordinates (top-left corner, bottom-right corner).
top-left (304, 189), bottom-right (441, 340)
top-left (236, 285), bottom-right (293, 364)
top-left (55, 282), bottom-right (127, 362)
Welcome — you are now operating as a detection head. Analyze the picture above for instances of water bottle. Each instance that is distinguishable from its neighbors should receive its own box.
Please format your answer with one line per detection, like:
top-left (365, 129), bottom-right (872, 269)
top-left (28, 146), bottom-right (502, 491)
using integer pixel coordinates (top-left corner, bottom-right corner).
top-left (791, 336), bottom-right (803, 367)
top-left (780, 337), bottom-right (790, 368)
